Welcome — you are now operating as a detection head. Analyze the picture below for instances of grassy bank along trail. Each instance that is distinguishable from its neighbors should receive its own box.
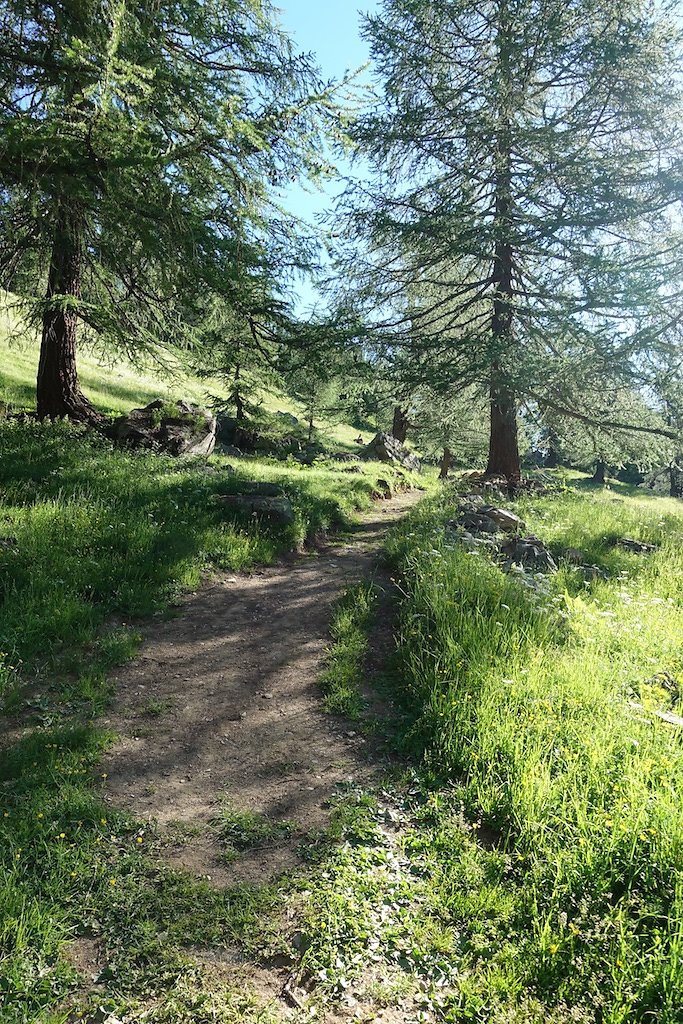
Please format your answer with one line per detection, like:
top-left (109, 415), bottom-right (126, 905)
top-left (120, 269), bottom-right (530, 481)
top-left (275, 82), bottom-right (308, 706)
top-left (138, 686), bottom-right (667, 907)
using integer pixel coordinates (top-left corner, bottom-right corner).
top-left (375, 475), bottom-right (683, 1021)
top-left (0, 409), bottom-right (426, 1024)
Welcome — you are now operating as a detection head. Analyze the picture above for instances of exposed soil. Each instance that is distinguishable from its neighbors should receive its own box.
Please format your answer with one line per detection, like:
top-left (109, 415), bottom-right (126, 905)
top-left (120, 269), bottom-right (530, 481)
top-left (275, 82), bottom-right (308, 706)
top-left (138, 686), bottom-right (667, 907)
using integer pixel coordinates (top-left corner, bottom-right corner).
top-left (100, 489), bottom-right (422, 886)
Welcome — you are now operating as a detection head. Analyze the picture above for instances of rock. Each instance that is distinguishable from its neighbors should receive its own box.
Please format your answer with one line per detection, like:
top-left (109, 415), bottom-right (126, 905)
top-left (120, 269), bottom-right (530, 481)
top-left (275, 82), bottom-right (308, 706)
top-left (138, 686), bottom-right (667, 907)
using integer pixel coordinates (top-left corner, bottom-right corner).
top-left (375, 478), bottom-right (393, 499)
top-left (276, 411), bottom-right (299, 425)
top-left (617, 538), bottom-right (657, 554)
top-left (502, 536), bottom-right (558, 572)
top-left (361, 432), bottom-right (421, 473)
top-left (217, 444), bottom-right (243, 458)
top-left (655, 710), bottom-right (683, 727)
top-left (341, 465), bottom-right (363, 474)
top-left (236, 481), bottom-right (284, 498)
top-left (215, 495), bottom-right (295, 525)
top-left (331, 452), bottom-right (361, 463)
top-left (0, 537), bottom-right (18, 550)
top-left (481, 506), bottom-right (526, 533)
top-left (581, 564), bottom-right (610, 581)
top-left (110, 400), bottom-right (216, 457)
top-left (455, 512), bottom-right (500, 534)
top-left (564, 548), bottom-right (585, 564)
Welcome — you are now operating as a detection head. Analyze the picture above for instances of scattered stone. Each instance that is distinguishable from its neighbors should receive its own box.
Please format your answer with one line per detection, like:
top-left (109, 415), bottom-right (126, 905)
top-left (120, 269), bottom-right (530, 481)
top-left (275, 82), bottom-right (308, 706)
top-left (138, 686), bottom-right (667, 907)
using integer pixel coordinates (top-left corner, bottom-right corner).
top-left (361, 432), bottom-right (421, 473)
top-left (655, 710), bottom-right (683, 727)
top-left (375, 478), bottom-right (393, 499)
top-left (330, 452), bottom-right (361, 463)
top-left (617, 538), bottom-right (658, 554)
top-left (502, 536), bottom-right (558, 572)
top-left (216, 444), bottom-right (243, 458)
top-left (215, 495), bottom-right (295, 525)
top-left (276, 411), bottom-right (299, 425)
top-left (260, 692), bottom-right (274, 700)
top-left (110, 400), bottom-right (216, 457)
top-left (564, 548), bottom-right (585, 564)
top-left (481, 505), bottom-right (526, 533)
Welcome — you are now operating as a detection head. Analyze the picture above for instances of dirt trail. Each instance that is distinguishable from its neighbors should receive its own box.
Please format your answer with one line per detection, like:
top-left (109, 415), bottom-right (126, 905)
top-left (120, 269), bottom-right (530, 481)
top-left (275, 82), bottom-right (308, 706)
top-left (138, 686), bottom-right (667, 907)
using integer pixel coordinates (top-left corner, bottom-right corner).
top-left (101, 489), bottom-right (421, 884)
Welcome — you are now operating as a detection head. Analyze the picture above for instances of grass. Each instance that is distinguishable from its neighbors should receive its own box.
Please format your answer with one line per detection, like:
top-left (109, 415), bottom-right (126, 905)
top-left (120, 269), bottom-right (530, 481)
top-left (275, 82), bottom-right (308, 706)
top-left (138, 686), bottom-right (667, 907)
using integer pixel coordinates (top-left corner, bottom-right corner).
top-left (375, 474), bottom-right (683, 1021)
top-left (319, 581), bottom-right (380, 718)
top-left (0, 419), bottom-right (416, 713)
top-left (0, 293), bottom-right (375, 450)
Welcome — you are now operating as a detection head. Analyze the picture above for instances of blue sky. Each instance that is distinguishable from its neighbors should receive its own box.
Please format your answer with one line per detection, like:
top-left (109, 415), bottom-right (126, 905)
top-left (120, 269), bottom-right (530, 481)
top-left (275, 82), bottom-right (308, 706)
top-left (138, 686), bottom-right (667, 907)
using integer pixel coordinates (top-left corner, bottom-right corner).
top-left (274, 1), bottom-right (380, 310)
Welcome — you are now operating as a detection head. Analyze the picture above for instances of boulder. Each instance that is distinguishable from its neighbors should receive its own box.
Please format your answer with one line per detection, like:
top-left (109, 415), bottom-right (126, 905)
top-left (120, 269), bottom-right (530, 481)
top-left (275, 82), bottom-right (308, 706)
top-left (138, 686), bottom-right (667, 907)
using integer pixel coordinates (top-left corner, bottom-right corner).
top-left (215, 495), bottom-right (294, 525)
top-left (217, 444), bottom-right (244, 458)
top-left (276, 411), bottom-right (299, 425)
top-left (110, 400), bottom-right (216, 457)
top-left (361, 432), bottom-right (421, 473)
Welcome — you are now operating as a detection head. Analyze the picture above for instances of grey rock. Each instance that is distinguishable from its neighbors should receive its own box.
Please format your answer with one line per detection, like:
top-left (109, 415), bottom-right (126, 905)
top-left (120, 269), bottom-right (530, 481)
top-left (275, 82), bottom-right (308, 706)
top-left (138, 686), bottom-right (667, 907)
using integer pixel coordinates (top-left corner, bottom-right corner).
top-left (217, 444), bottom-right (244, 458)
top-left (236, 481), bottom-right (284, 498)
top-left (481, 505), bottom-right (526, 533)
top-left (216, 495), bottom-right (295, 525)
top-left (618, 538), bottom-right (657, 554)
top-left (330, 452), bottom-right (361, 463)
top-left (276, 411), bottom-right (299, 425)
top-left (502, 536), bottom-right (558, 572)
top-left (361, 431), bottom-right (421, 473)
top-left (110, 400), bottom-right (216, 457)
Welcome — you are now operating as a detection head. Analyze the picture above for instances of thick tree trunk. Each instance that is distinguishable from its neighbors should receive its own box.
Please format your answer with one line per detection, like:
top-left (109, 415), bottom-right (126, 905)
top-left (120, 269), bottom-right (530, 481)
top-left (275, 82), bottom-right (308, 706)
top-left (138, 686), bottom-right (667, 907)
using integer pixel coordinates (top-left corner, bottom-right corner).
top-left (593, 459), bottom-right (606, 484)
top-left (670, 460), bottom-right (683, 498)
top-left (439, 447), bottom-right (453, 479)
top-left (392, 406), bottom-right (409, 443)
top-left (37, 203), bottom-right (99, 422)
top-left (486, 384), bottom-right (520, 480)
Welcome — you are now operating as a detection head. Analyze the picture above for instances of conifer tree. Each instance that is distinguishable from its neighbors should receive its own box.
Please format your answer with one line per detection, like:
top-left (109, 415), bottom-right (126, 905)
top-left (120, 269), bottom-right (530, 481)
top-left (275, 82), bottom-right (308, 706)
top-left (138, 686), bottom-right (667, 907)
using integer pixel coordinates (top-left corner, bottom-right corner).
top-left (336, 0), bottom-right (683, 480)
top-left (0, 0), bottom-right (337, 419)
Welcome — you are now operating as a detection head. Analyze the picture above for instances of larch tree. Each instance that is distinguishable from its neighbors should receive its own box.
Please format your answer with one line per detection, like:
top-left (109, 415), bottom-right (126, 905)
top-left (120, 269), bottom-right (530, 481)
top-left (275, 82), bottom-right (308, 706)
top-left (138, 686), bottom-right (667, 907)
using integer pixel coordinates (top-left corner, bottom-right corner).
top-left (334, 0), bottom-right (683, 481)
top-left (0, 0), bottom-right (339, 420)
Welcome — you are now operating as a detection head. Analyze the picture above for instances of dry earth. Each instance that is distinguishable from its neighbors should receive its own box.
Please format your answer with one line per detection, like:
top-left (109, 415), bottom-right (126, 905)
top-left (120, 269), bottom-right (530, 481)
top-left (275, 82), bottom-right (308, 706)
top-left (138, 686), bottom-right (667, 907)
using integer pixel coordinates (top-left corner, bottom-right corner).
top-left (100, 488), bottom-right (422, 888)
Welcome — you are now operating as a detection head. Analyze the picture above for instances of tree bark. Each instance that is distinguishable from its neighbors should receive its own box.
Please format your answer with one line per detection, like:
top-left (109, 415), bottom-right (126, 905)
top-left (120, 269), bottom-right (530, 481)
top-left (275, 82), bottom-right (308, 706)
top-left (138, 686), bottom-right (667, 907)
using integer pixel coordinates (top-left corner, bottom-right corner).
top-left (593, 459), bottom-right (606, 484)
top-left (233, 363), bottom-right (246, 421)
top-left (486, 383), bottom-right (520, 480)
top-left (485, 38), bottom-right (520, 483)
top-left (37, 202), bottom-right (99, 422)
top-left (439, 447), bottom-right (453, 479)
top-left (392, 406), bottom-right (409, 443)
top-left (670, 460), bottom-right (683, 498)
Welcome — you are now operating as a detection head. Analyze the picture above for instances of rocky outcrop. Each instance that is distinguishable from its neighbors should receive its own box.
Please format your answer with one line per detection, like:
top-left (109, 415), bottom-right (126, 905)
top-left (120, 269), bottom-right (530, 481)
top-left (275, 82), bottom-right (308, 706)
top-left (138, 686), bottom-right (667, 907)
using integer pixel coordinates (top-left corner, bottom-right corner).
top-left (110, 400), bottom-right (216, 457)
top-left (362, 432), bottom-right (421, 473)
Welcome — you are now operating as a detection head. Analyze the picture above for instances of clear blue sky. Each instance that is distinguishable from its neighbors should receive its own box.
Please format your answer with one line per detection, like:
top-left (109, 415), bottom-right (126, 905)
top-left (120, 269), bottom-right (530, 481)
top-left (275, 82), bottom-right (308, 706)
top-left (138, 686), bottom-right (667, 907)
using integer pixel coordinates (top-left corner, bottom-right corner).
top-left (274, 1), bottom-right (380, 311)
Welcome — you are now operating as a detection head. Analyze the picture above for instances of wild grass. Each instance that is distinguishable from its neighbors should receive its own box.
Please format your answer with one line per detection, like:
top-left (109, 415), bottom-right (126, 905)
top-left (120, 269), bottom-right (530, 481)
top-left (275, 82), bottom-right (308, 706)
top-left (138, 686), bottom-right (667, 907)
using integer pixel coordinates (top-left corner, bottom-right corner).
top-left (0, 419), bottom-right (413, 714)
top-left (320, 581), bottom-right (379, 717)
top-left (381, 478), bottom-right (683, 1021)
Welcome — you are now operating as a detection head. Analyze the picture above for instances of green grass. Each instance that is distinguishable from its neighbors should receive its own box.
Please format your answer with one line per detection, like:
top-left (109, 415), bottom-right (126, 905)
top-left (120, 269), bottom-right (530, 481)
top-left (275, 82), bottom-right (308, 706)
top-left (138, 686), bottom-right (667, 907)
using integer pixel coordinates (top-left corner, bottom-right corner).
top-left (0, 293), bottom-right (374, 450)
top-left (320, 581), bottom-right (380, 718)
top-left (0, 419), bottom-right (416, 712)
top-left (376, 476), bottom-right (683, 1021)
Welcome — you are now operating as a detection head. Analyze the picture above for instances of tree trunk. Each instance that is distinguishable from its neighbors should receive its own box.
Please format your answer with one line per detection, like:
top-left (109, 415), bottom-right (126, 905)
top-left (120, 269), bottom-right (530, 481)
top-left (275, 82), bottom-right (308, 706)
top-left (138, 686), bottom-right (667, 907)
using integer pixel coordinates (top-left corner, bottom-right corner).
top-left (486, 384), bottom-right (520, 480)
top-left (308, 412), bottom-right (314, 442)
top-left (485, 65), bottom-right (519, 483)
top-left (670, 460), bottom-right (683, 498)
top-left (37, 202), bottom-right (99, 422)
top-left (392, 406), bottom-right (409, 443)
top-left (233, 364), bottom-right (245, 421)
top-left (593, 459), bottom-right (606, 484)
top-left (439, 447), bottom-right (453, 479)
